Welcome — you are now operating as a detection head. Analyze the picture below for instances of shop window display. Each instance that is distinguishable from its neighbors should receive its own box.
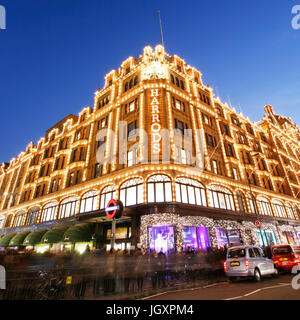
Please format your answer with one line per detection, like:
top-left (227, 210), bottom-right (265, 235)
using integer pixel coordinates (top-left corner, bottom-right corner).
top-left (216, 228), bottom-right (241, 248)
top-left (183, 226), bottom-right (210, 251)
top-left (148, 226), bottom-right (175, 254)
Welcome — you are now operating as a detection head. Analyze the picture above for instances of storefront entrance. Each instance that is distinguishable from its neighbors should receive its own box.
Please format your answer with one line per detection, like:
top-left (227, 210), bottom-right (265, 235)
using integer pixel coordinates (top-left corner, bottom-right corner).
top-left (105, 223), bottom-right (132, 251)
top-left (257, 229), bottom-right (277, 247)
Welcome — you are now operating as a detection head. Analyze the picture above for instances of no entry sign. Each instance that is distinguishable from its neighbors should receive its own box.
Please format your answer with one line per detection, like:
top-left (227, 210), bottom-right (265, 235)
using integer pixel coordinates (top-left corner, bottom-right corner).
top-left (254, 220), bottom-right (262, 228)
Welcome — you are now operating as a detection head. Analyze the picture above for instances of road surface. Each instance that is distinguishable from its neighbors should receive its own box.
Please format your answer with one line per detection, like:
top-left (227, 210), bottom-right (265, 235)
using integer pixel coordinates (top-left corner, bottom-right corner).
top-left (142, 274), bottom-right (300, 300)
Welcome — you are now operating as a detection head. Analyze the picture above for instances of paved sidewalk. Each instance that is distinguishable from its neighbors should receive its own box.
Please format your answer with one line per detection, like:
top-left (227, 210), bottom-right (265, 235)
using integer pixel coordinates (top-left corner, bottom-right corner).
top-left (75, 274), bottom-right (227, 300)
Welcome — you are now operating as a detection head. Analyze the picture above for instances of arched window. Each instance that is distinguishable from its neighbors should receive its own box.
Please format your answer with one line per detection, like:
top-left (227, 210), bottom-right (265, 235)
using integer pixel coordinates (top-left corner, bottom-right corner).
top-left (148, 175), bottom-right (172, 203)
top-left (285, 202), bottom-right (296, 219)
top-left (247, 193), bottom-right (258, 214)
top-left (4, 214), bottom-right (13, 228)
top-left (292, 204), bottom-right (300, 219)
top-left (175, 177), bottom-right (206, 206)
top-left (13, 211), bottom-right (26, 227)
top-left (272, 199), bottom-right (287, 218)
top-left (25, 207), bottom-right (40, 225)
top-left (257, 196), bottom-right (273, 216)
top-left (100, 185), bottom-right (116, 209)
top-left (120, 178), bottom-right (143, 207)
top-left (41, 202), bottom-right (58, 222)
top-left (80, 190), bottom-right (98, 213)
top-left (236, 191), bottom-right (246, 212)
top-left (208, 185), bottom-right (234, 210)
top-left (58, 197), bottom-right (78, 219)
top-left (134, 76), bottom-right (138, 86)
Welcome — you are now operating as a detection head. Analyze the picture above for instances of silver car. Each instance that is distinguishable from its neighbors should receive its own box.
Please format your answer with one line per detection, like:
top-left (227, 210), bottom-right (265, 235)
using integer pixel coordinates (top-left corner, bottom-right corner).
top-left (224, 246), bottom-right (278, 282)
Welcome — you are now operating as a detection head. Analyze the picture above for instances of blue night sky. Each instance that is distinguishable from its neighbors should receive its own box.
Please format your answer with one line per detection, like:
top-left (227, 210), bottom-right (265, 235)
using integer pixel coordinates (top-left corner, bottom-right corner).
top-left (0, 0), bottom-right (299, 163)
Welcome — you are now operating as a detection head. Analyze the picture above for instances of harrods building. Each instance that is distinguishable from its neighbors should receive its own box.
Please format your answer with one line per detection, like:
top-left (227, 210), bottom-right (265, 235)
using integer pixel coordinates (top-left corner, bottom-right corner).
top-left (1, 45), bottom-right (300, 254)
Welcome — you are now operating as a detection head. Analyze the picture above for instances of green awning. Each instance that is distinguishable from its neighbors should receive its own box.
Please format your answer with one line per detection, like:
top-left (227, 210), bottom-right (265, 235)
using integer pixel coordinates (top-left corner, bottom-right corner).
top-left (23, 229), bottom-right (48, 246)
top-left (63, 223), bottom-right (94, 243)
top-left (40, 226), bottom-right (69, 244)
top-left (9, 231), bottom-right (31, 247)
top-left (0, 233), bottom-right (16, 247)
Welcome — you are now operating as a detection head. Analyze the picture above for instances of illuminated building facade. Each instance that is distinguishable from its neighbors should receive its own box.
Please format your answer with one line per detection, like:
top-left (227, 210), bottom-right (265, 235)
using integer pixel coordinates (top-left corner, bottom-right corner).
top-left (0, 45), bottom-right (300, 253)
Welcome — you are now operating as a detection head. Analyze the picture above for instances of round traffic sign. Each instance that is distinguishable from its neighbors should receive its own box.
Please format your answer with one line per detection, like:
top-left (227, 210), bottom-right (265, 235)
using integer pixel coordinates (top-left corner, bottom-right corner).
top-left (254, 220), bottom-right (262, 228)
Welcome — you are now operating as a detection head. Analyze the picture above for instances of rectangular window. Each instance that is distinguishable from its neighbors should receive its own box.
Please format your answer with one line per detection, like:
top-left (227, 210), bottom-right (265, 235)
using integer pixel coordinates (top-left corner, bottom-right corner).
top-left (129, 101), bottom-right (135, 112)
top-left (233, 167), bottom-right (238, 180)
top-left (50, 179), bottom-right (56, 193)
top-left (206, 134), bottom-right (215, 147)
top-left (175, 99), bottom-right (181, 110)
top-left (72, 149), bottom-right (77, 162)
top-left (226, 144), bottom-right (234, 157)
top-left (212, 160), bottom-right (218, 174)
top-left (128, 150), bottom-right (134, 167)
top-left (61, 157), bottom-right (65, 169)
top-left (181, 149), bottom-right (187, 164)
top-left (128, 120), bottom-right (137, 136)
top-left (175, 120), bottom-right (184, 135)
top-left (94, 163), bottom-right (101, 178)
top-left (57, 178), bottom-right (61, 191)
top-left (68, 173), bottom-right (74, 187)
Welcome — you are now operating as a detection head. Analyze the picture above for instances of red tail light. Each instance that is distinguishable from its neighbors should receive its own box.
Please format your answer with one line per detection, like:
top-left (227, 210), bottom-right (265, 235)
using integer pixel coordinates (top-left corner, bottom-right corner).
top-left (245, 260), bottom-right (250, 270)
top-left (224, 261), bottom-right (228, 272)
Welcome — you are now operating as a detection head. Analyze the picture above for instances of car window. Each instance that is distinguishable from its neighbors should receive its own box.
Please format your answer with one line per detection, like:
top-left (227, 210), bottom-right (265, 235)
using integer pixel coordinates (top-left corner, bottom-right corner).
top-left (294, 247), bottom-right (300, 254)
top-left (248, 248), bottom-right (255, 258)
top-left (253, 248), bottom-right (262, 257)
top-left (272, 246), bottom-right (292, 255)
top-left (227, 249), bottom-right (246, 259)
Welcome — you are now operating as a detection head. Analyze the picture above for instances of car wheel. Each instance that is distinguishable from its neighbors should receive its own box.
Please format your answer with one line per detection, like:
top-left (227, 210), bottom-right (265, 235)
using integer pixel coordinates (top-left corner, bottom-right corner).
top-left (272, 267), bottom-right (279, 278)
top-left (229, 277), bottom-right (237, 283)
top-left (253, 268), bottom-right (261, 282)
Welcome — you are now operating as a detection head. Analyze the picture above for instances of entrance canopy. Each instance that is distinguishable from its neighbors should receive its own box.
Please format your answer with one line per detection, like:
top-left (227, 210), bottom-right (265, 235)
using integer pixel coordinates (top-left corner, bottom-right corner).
top-left (41, 226), bottom-right (69, 244)
top-left (0, 233), bottom-right (16, 247)
top-left (23, 229), bottom-right (48, 246)
top-left (63, 223), bottom-right (94, 242)
top-left (9, 231), bottom-right (31, 246)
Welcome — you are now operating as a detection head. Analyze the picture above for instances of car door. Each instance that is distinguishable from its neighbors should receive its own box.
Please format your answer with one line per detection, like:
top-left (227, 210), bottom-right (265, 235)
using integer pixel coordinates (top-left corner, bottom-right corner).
top-left (259, 247), bottom-right (274, 274)
top-left (253, 247), bottom-right (267, 275)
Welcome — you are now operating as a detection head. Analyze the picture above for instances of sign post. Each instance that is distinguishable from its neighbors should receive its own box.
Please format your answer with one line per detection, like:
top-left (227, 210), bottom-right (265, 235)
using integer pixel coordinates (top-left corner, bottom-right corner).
top-left (105, 199), bottom-right (123, 251)
top-left (111, 219), bottom-right (117, 251)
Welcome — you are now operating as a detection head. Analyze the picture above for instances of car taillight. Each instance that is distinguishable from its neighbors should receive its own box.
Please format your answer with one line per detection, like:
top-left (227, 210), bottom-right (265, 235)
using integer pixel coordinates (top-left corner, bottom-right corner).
top-left (245, 260), bottom-right (250, 270)
top-left (224, 261), bottom-right (228, 271)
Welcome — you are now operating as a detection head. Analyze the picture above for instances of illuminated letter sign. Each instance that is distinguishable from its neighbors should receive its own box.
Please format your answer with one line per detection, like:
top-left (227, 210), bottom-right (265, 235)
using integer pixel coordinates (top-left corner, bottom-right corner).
top-left (150, 89), bottom-right (162, 154)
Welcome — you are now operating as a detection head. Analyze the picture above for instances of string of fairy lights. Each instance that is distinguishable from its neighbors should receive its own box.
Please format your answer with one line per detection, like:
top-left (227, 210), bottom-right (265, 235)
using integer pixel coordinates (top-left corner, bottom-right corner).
top-left (0, 45), bottom-right (299, 246)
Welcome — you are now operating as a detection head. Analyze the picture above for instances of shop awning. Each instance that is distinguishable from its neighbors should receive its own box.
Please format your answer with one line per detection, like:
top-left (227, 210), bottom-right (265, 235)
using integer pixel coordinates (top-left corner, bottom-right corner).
top-left (23, 229), bottom-right (48, 246)
top-left (0, 233), bottom-right (16, 247)
top-left (9, 231), bottom-right (31, 247)
top-left (63, 223), bottom-right (94, 242)
top-left (40, 226), bottom-right (69, 244)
